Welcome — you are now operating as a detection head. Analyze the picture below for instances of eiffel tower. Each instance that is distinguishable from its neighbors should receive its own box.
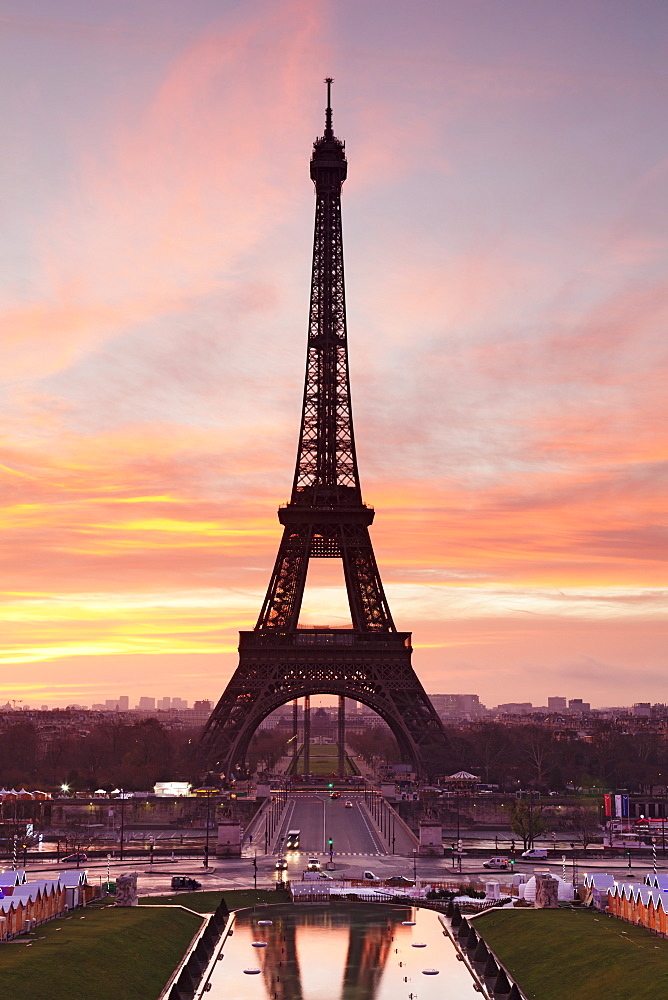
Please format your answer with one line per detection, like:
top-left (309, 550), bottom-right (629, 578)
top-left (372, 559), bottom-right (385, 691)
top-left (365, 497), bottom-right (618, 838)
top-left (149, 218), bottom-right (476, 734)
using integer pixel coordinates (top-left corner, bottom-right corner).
top-left (202, 80), bottom-right (448, 779)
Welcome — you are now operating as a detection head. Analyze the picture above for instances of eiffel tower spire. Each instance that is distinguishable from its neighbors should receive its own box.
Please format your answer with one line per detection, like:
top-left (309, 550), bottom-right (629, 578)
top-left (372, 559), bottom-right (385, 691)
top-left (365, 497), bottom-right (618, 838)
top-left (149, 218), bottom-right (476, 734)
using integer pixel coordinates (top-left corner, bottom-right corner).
top-left (202, 82), bottom-right (448, 780)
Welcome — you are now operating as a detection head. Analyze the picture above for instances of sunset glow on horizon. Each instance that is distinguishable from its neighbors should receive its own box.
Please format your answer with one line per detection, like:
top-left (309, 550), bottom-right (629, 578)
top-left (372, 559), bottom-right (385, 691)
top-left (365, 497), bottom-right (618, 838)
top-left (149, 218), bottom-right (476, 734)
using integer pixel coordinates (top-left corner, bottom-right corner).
top-left (0, 1), bottom-right (666, 709)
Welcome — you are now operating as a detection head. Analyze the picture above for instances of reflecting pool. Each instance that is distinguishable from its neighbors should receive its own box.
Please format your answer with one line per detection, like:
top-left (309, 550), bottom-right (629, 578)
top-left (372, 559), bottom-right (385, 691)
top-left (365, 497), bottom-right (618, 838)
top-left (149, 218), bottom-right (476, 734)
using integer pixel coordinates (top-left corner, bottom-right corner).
top-left (205, 902), bottom-right (478, 999)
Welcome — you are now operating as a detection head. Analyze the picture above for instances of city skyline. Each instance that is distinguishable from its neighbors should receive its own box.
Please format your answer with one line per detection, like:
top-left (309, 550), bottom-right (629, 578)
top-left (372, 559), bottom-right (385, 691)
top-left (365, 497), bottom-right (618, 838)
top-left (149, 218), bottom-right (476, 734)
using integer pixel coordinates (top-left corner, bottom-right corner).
top-left (1, 1), bottom-right (666, 709)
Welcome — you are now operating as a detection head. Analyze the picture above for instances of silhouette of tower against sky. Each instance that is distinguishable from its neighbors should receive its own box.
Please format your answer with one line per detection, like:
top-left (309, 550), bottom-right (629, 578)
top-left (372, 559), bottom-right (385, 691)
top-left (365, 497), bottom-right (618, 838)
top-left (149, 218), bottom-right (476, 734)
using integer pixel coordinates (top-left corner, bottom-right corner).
top-left (202, 80), bottom-right (448, 779)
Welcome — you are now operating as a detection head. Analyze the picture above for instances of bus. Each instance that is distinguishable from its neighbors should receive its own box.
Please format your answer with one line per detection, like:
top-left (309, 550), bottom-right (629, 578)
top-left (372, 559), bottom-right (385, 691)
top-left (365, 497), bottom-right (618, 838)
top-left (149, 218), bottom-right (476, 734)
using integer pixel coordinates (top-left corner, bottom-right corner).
top-left (286, 830), bottom-right (300, 850)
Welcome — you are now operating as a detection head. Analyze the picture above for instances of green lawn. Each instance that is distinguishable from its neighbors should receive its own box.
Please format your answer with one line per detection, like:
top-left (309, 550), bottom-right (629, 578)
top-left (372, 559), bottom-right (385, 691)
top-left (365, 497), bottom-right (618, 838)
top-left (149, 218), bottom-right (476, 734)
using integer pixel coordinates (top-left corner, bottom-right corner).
top-left (475, 909), bottom-right (668, 1000)
top-left (290, 741), bottom-right (358, 776)
top-left (0, 904), bottom-right (202, 1000)
top-left (140, 887), bottom-right (290, 913)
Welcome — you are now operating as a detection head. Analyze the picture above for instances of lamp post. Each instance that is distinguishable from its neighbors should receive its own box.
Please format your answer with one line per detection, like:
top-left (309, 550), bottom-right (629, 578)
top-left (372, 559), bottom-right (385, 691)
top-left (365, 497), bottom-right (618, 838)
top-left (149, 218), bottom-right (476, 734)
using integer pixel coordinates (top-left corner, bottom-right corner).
top-left (412, 849), bottom-right (417, 882)
top-left (456, 791), bottom-right (460, 844)
top-left (528, 793), bottom-right (534, 849)
top-left (119, 791), bottom-right (125, 862)
top-left (203, 790), bottom-right (213, 870)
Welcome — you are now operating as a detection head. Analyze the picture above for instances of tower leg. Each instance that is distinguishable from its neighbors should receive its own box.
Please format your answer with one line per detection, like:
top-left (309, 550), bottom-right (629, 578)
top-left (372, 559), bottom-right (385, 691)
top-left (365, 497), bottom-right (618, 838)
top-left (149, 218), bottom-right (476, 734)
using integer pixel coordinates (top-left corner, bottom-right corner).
top-left (303, 696), bottom-right (311, 777)
top-left (338, 696), bottom-right (346, 777)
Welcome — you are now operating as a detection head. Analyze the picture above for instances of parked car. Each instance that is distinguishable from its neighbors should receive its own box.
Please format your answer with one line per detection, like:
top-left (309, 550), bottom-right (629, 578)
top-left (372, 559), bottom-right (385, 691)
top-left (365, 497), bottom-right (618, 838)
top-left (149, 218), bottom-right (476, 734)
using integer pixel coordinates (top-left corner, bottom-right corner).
top-left (60, 852), bottom-right (87, 864)
top-left (171, 876), bottom-right (202, 890)
top-left (521, 848), bottom-right (548, 860)
top-left (362, 871), bottom-right (379, 881)
top-left (303, 871), bottom-right (333, 880)
top-left (275, 858), bottom-right (288, 870)
top-left (483, 857), bottom-right (511, 870)
top-left (384, 875), bottom-right (415, 886)
top-left (306, 857), bottom-right (321, 871)
top-left (344, 801), bottom-right (354, 809)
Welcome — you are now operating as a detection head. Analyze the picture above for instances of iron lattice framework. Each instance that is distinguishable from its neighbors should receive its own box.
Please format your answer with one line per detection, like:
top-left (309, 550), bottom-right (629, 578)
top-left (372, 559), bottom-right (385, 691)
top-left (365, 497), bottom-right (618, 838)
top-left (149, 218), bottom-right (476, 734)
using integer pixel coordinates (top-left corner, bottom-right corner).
top-left (202, 81), bottom-right (448, 778)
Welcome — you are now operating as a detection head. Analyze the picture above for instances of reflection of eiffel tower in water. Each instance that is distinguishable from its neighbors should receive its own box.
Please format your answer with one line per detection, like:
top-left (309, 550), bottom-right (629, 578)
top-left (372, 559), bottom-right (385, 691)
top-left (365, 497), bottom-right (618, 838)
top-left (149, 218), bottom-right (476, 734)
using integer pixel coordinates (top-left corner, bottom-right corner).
top-left (249, 905), bottom-right (403, 1000)
top-left (341, 912), bottom-right (396, 998)
top-left (202, 80), bottom-right (448, 779)
top-left (257, 914), bottom-right (303, 1000)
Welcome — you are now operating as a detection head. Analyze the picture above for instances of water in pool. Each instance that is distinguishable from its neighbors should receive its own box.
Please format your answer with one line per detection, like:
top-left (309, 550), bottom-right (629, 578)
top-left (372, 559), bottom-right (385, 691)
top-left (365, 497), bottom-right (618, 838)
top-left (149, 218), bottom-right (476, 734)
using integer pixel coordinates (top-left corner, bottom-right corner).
top-left (205, 902), bottom-right (478, 999)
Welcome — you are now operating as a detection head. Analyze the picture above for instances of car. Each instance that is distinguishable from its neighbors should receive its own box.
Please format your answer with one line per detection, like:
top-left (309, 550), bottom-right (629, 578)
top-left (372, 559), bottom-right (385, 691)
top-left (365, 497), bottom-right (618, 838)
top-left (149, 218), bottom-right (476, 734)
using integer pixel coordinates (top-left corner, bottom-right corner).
top-left (362, 871), bottom-right (379, 881)
top-left (306, 857), bottom-right (321, 871)
top-left (330, 791), bottom-right (341, 799)
top-left (275, 858), bottom-right (288, 870)
top-left (344, 801), bottom-right (354, 808)
top-left (171, 876), bottom-right (202, 890)
top-left (483, 857), bottom-right (511, 870)
top-left (521, 848), bottom-right (548, 859)
top-left (60, 852), bottom-right (87, 864)
top-left (384, 875), bottom-right (415, 886)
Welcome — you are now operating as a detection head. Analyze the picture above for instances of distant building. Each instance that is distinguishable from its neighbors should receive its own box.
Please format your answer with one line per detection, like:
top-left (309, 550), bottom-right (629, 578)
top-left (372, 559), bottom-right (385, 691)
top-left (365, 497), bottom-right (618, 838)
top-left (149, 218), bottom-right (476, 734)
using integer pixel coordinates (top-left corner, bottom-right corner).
top-left (190, 701), bottom-right (213, 725)
top-left (568, 698), bottom-right (590, 714)
top-left (171, 697), bottom-right (188, 710)
top-left (104, 698), bottom-right (129, 712)
top-left (138, 697), bottom-right (156, 710)
top-left (496, 702), bottom-right (533, 716)
top-left (429, 694), bottom-right (483, 718)
top-left (157, 697), bottom-right (171, 711)
top-left (633, 703), bottom-right (652, 717)
top-left (548, 697), bottom-right (567, 711)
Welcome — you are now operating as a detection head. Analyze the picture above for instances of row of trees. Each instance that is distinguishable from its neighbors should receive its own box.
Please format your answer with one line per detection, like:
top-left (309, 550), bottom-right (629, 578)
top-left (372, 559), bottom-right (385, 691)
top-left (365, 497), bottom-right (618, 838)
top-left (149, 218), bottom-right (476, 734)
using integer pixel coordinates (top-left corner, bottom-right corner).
top-left (445, 721), bottom-right (668, 793)
top-left (349, 720), bottom-right (668, 794)
top-left (1, 716), bottom-right (666, 794)
top-left (0, 717), bottom-right (294, 792)
top-left (0, 719), bottom-right (198, 791)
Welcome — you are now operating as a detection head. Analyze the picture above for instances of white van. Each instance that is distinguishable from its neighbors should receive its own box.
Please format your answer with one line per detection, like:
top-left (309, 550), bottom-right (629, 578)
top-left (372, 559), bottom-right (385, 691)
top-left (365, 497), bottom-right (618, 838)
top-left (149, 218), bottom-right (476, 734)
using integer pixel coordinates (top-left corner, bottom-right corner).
top-left (521, 848), bottom-right (548, 859)
top-left (483, 857), bottom-right (511, 870)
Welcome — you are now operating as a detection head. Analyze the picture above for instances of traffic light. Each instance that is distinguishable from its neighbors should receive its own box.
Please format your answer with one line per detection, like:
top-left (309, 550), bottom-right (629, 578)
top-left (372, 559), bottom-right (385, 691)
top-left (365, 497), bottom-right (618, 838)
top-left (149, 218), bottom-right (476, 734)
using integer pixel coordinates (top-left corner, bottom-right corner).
top-left (328, 837), bottom-right (333, 848)
top-left (328, 782), bottom-right (333, 788)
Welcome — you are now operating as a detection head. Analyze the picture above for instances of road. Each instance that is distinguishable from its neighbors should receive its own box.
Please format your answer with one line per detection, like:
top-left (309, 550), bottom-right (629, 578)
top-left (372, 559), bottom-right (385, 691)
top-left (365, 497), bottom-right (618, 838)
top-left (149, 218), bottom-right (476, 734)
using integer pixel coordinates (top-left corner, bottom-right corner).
top-left (274, 793), bottom-right (384, 857)
top-left (15, 846), bottom-right (665, 905)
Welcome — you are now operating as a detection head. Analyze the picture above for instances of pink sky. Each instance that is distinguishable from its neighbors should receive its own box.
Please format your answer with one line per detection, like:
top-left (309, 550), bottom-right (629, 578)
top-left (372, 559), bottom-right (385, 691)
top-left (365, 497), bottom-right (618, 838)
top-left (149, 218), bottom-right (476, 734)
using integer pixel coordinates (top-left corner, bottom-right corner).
top-left (0, 0), bottom-right (666, 710)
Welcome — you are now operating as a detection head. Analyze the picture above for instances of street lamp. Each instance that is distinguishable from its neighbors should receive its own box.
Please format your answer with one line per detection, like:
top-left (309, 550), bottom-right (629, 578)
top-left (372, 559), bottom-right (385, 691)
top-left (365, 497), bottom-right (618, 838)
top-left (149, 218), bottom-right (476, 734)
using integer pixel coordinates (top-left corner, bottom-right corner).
top-left (203, 789), bottom-right (214, 870)
top-left (456, 791), bottom-right (460, 843)
top-left (119, 790), bottom-right (125, 862)
top-left (412, 849), bottom-right (417, 882)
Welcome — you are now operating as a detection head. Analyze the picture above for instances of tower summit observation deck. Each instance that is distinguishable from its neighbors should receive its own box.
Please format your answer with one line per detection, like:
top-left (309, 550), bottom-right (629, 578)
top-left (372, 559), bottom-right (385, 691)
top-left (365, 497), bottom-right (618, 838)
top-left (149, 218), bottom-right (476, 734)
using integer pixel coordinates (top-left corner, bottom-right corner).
top-left (202, 81), bottom-right (448, 779)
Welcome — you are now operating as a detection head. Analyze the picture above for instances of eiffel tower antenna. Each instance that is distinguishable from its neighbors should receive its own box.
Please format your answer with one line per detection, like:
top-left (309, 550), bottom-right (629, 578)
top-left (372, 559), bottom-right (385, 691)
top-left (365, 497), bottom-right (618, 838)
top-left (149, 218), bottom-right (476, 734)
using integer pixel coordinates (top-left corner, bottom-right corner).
top-left (324, 76), bottom-right (333, 137)
top-left (202, 81), bottom-right (448, 780)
